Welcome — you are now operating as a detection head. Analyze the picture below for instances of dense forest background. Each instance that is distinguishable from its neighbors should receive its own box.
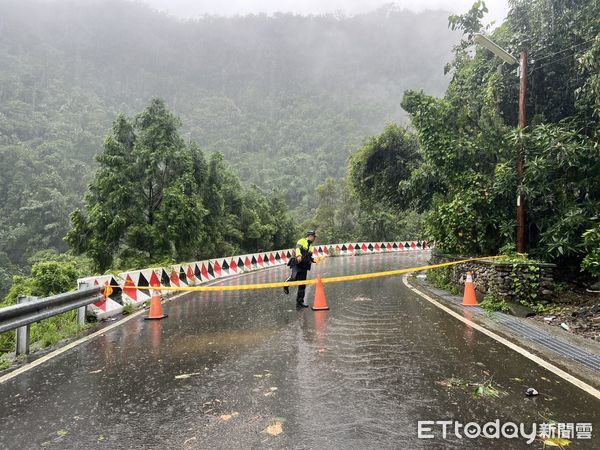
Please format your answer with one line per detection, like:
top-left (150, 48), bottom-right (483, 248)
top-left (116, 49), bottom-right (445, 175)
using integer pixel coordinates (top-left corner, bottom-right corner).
top-left (347, 0), bottom-right (600, 283)
top-left (0, 0), bottom-right (459, 296)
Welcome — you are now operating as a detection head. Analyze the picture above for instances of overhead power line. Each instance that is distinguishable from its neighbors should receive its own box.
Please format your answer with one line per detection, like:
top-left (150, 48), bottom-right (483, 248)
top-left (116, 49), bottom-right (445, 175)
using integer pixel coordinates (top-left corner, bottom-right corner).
top-left (531, 36), bottom-right (597, 63)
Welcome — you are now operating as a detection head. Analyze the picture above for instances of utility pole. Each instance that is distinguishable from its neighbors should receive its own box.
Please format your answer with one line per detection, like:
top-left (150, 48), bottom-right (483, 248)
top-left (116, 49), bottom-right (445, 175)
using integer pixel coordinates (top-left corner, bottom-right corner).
top-left (516, 51), bottom-right (527, 254)
top-left (474, 34), bottom-right (528, 253)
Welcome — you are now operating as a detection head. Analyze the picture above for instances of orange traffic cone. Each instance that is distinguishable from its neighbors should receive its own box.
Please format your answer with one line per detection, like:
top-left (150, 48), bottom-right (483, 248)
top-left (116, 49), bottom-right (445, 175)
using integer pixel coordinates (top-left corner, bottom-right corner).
top-left (462, 272), bottom-right (478, 306)
top-left (311, 276), bottom-right (330, 311)
top-left (144, 290), bottom-right (168, 320)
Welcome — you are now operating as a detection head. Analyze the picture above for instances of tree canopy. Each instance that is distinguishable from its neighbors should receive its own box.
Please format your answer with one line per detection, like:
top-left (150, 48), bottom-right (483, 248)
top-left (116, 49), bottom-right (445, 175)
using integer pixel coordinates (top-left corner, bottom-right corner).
top-left (0, 0), bottom-right (458, 296)
top-left (350, 0), bottom-right (600, 276)
top-left (67, 99), bottom-right (296, 271)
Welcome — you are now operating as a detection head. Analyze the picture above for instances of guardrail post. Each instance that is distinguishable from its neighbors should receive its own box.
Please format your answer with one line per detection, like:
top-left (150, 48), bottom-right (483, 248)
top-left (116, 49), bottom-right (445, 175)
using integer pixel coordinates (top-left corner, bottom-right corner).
top-left (16, 296), bottom-right (37, 356)
top-left (77, 281), bottom-right (92, 326)
top-left (77, 306), bottom-right (86, 327)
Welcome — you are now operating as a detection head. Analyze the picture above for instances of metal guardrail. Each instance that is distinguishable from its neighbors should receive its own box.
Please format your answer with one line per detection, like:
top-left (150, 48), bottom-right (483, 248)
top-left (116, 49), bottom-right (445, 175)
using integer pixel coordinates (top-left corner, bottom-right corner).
top-left (0, 287), bottom-right (104, 355)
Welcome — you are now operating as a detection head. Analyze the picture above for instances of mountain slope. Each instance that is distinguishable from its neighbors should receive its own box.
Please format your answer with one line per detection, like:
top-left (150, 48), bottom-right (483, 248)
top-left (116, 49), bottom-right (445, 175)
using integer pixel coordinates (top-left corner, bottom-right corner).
top-left (0, 0), bottom-right (458, 290)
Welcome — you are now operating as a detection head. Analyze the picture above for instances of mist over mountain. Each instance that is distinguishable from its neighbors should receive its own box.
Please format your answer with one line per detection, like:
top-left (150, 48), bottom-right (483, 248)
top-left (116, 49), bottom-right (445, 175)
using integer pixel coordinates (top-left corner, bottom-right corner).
top-left (0, 0), bottom-right (457, 286)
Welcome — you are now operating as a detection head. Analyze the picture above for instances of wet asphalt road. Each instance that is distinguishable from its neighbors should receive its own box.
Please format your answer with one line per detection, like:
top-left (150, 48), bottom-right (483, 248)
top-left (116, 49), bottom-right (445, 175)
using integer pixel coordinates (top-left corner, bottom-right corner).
top-left (0, 252), bottom-right (599, 449)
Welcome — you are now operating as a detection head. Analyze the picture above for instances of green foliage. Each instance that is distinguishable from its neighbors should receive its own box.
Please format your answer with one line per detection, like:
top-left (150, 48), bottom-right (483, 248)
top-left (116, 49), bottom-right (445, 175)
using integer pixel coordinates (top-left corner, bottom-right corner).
top-left (496, 248), bottom-right (540, 264)
top-left (31, 310), bottom-right (84, 349)
top-left (66, 100), bottom-right (206, 270)
top-left (399, 80), bottom-right (514, 256)
top-left (506, 263), bottom-right (545, 312)
top-left (425, 175), bottom-right (505, 256)
top-left (0, 1), bottom-right (458, 289)
top-left (0, 255), bottom-right (86, 355)
top-left (0, 354), bottom-right (11, 371)
top-left (67, 99), bottom-right (296, 271)
top-left (472, 378), bottom-right (505, 399)
top-left (122, 303), bottom-right (136, 315)
top-left (426, 267), bottom-right (461, 295)
top-left (306, 174), bottom-right (425, 243)
top-left (581, 221), bottom-right (600, 277)
top-left (328, 246), bottom-right (340, 257)
top-left (509, 124), bottom-right (600, 264)
top-left (307, 178), bottom-right (358, 243)
top-left (438, 375), bottom-right (506, 399)
top-left (480, 292), bottom-right (510, 313)
top-left (349, 124), bottom-right (420, 211)
top-left (309, 123), bottom-right (427, 243)
top-left (2, 257), bottom-right (82, 307)
top-left (448, 0), bottom-right (489, 37)
top-left (356, 207), bottom-right (406, 242)
top-left (346, 0), bottom-right (600, 280)
top-left (0, 145), bottom-right (88, 297)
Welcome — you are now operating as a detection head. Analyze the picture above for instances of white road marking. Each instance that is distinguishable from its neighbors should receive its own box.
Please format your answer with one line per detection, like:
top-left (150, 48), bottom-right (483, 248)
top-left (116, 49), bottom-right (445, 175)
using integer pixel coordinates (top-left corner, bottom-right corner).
top-left (403, 275), bottom-right (600, 400)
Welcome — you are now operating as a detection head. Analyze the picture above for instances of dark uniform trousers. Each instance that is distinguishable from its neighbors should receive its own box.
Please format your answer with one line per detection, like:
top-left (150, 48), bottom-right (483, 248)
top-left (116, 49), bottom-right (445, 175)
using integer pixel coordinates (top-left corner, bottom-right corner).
top-left (286, 265), bottom-right (308, 302)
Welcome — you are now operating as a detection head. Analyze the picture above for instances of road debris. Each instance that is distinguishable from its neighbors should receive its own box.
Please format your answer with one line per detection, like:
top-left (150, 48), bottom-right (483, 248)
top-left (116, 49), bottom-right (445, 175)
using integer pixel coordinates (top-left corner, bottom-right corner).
top-left (525, 387), bottom-right (539, 397)
top-left (264, 420), bottom-right (284, 436)
top-left (219, 412), bottom-right (239, 421)
top-left (175, 372), bottom-right (201, 379)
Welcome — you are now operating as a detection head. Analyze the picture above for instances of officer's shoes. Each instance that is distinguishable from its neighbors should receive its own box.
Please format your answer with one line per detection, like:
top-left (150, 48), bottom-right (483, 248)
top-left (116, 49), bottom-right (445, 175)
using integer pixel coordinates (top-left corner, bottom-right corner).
top-left (283, 286), bottom-right (289, 295)
top-left (296, 301), bottom-right (309, 308)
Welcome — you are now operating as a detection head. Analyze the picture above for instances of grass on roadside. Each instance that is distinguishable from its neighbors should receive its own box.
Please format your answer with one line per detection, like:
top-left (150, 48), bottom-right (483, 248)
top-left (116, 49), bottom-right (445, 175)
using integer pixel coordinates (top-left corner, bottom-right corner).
top-left (0, 310), bottom-right (91, 363)
top-left (427, 267), bottom-right (461, 295)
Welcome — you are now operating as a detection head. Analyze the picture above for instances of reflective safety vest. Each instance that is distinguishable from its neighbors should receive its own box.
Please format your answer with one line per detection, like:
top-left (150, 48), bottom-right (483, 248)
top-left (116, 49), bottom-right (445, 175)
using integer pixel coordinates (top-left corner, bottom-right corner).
top-left (294, 238), bottom-right (314, 270)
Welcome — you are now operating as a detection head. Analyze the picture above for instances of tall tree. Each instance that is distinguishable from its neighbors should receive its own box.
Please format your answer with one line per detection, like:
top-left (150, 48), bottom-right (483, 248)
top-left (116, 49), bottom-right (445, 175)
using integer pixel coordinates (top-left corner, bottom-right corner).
top-left (67, 99), bottom-right (208, 270)
top-left (392, 0), bottom-right (599, 273)
top-left (349, 124), bottom-right (421, 211)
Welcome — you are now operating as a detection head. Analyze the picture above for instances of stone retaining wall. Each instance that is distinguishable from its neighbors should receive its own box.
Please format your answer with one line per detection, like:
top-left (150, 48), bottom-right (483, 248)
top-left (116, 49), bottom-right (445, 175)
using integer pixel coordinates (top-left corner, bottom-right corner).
top-left (430, 252), bottom-right (556, 303)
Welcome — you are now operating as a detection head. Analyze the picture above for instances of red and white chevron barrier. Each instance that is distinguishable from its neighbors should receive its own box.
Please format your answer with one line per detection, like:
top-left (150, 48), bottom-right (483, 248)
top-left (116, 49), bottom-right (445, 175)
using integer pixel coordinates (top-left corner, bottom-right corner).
top-left (77, 241), bottom-right (431, 319)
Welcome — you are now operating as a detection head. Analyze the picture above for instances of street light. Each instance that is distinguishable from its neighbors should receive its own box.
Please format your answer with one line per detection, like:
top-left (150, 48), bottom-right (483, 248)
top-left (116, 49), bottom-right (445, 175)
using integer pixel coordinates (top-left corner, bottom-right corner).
top-left (473, 33), bottom-right (527, 254)
top-left (473, 34), bottom-right (517, 65)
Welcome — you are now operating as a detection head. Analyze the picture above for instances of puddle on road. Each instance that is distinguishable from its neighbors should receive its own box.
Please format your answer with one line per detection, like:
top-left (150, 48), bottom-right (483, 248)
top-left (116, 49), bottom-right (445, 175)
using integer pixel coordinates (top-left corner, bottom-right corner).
top-left (168, 328), bottom-right (280, 355)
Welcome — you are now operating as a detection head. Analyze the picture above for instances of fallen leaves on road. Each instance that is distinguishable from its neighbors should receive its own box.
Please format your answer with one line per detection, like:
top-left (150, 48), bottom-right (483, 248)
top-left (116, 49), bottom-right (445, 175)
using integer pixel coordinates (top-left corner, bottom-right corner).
top-left (472, 378), bottom-right (506, 398)
top-left (437, 376), bottom-right (506, 399)
top-left (436, 377), bottom-right (468, 388)
top-left (473, 383), bottom-right (502, 398)
top-left (264, 420), bottom-right (284, 436)
top-left (264, 387), bottom-right (278, 397)
top-left (56, 430), bottom-right (68, 437)
top-left (219, 412), bottom-right (239, 421)
top-left (254, 373), bottom-right (272, 378)
top-left (175, 372), bottom-right (201, 379)
top-left (542, 437), bottom-right (571, 448)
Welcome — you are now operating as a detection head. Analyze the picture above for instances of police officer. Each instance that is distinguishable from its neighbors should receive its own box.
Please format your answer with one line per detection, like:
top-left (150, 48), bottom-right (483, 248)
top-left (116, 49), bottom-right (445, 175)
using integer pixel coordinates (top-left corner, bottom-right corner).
top-left (283, 230), bottom-right (317, 307)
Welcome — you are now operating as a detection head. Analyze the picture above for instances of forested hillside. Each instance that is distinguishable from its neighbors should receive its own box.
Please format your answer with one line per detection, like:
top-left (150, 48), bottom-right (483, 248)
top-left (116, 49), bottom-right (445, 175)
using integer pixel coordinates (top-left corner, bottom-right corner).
top-left (347, 0), bottom-right (600, 283)
top-left (0, 0), bottom-right (458, 295)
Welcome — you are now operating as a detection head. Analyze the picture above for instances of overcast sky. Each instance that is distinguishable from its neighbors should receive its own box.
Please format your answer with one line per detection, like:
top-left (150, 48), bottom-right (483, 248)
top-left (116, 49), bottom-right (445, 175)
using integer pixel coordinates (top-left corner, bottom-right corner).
top-left (141, 0), bottom-right (510, 25)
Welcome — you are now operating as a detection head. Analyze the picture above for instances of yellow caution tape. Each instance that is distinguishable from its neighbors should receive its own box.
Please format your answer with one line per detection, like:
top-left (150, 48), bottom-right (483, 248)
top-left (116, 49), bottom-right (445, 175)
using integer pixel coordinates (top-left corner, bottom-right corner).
top-left (110, 256), bottom-right (501, 293)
